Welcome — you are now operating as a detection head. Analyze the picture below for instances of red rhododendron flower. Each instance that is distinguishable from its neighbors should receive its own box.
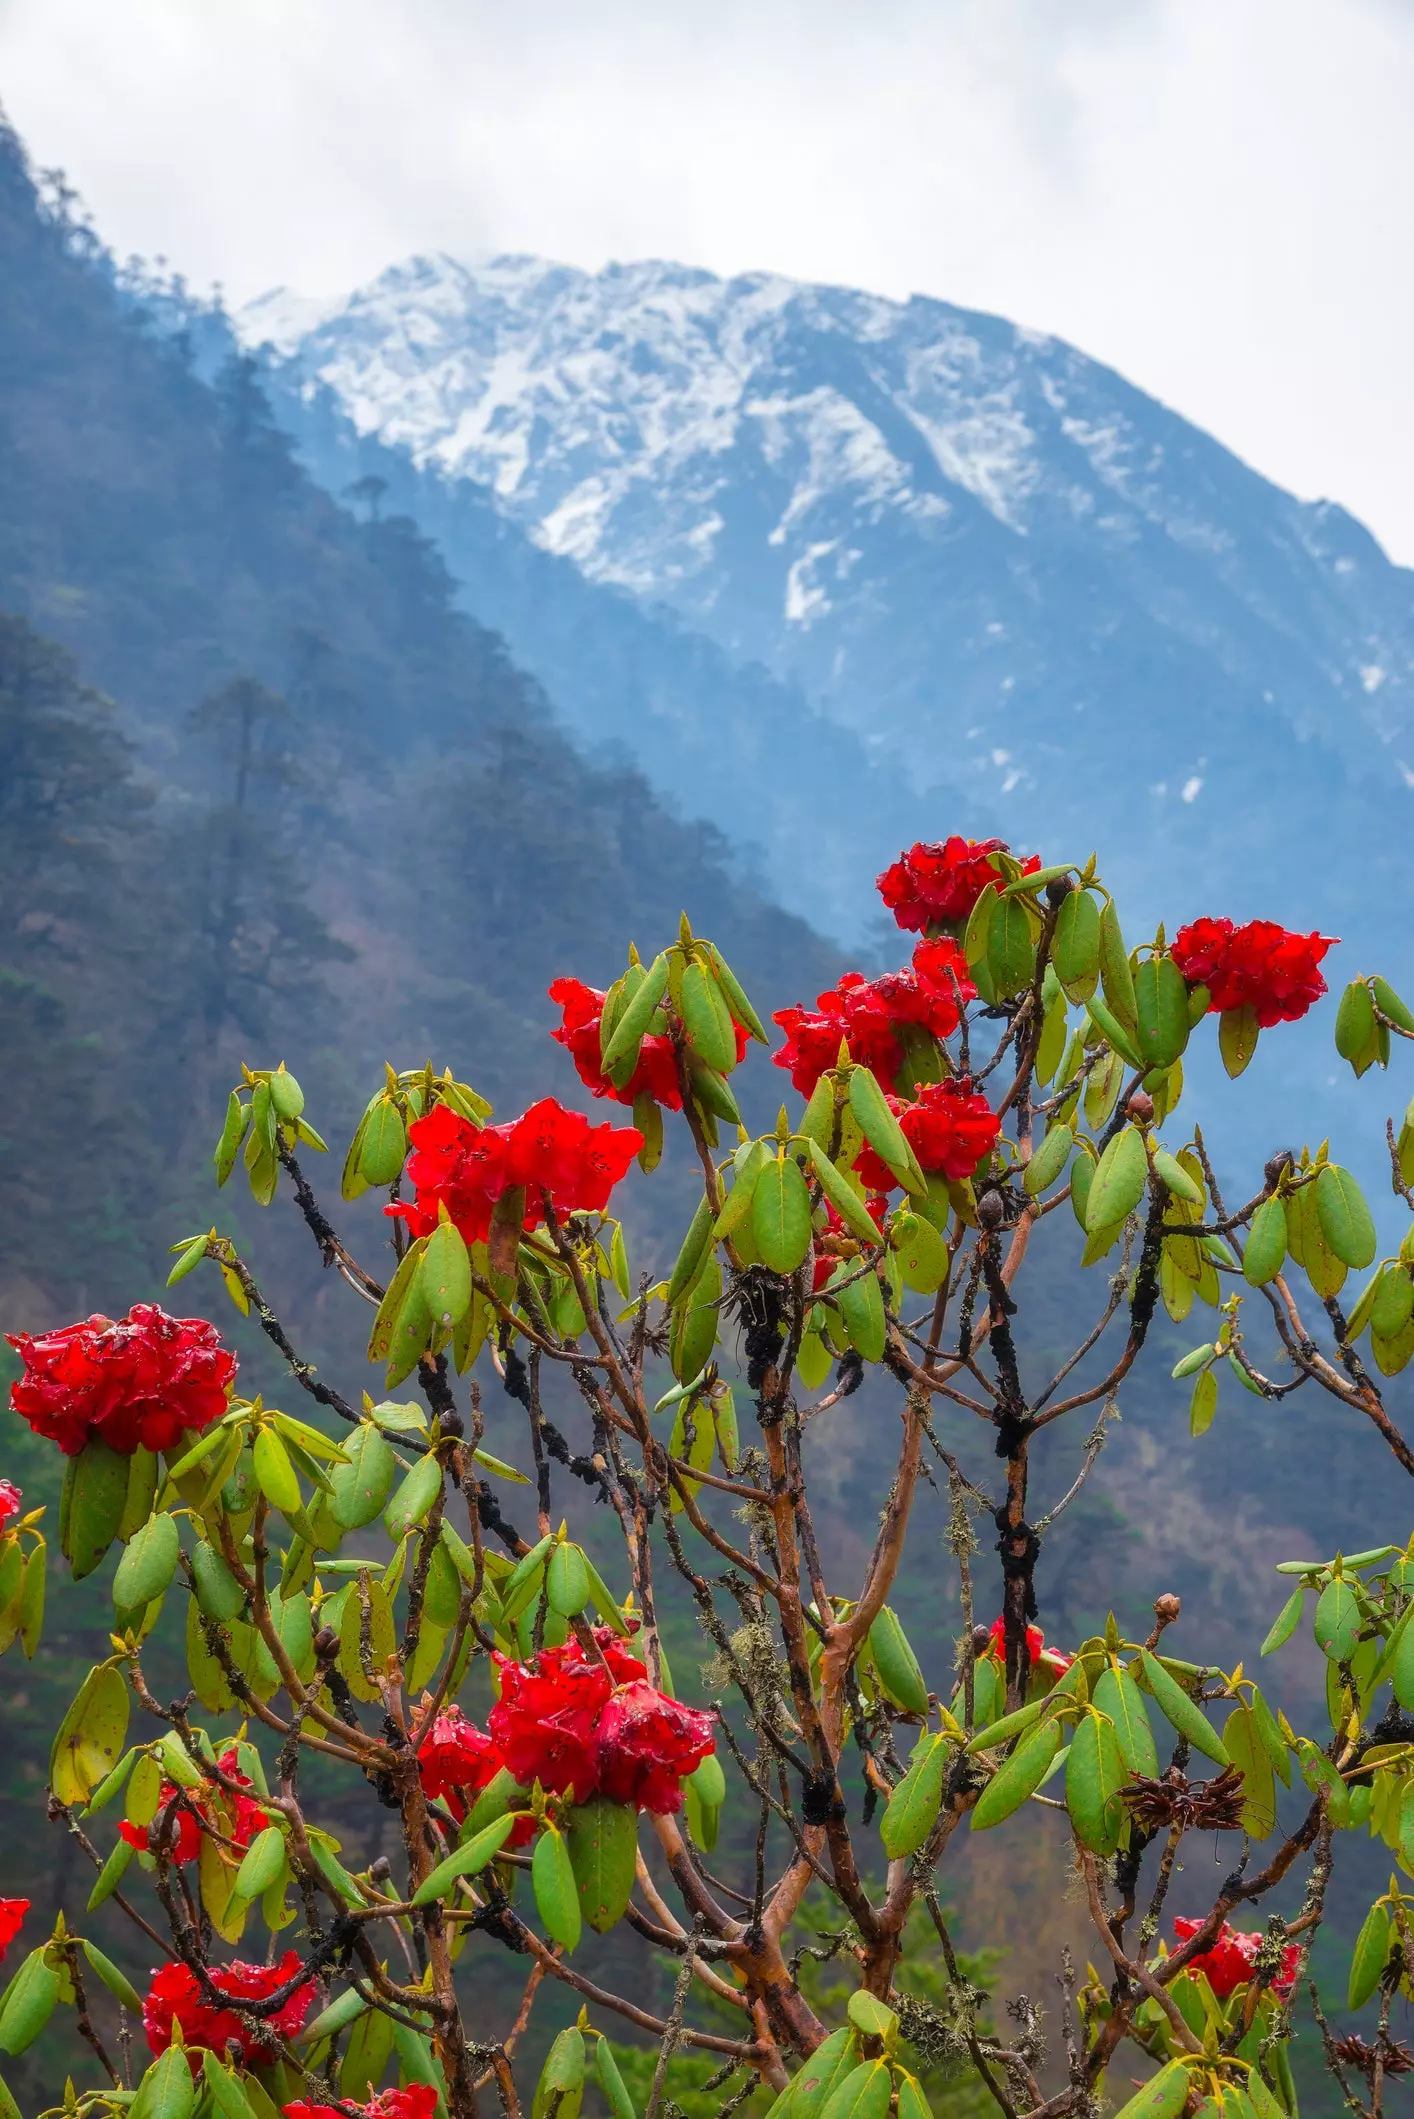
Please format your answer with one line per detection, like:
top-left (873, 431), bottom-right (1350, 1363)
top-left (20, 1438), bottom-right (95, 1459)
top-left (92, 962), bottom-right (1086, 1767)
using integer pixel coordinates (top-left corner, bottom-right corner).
top-left (0, 1899), bottom-right (28, 1964)
top-left (1171, 918), bottom-right (1335, 1028)
top-left (878, 838), bottom-right (1039, 933)
top-left (389, 1099), bottom-right (642, 1249)
top-left (595, 1681), bottom-right (717, 1815)
top-left (549, 976), bottom-right (685, 1108)
top-left (1172, 1919), bottom-right (1300, 2000)
top-left (120, 1749), bottom-right (267, 1868)
top-left (773, 941), bottom-right (977, 1097)
top-left (0, 1481), bottom-right (20, 1533)
top-left (490, 1647), bottom-right (616, 1800)
top-left (417, 1705), bottom-right (503, 1806)
top-left (851, 1079), bottom-right (1000, 1192)
top-left (143, 1953), bottom-right (315, 2068)
top-left (287, 2091), bottom-right (439, 2119)
top-left (811, 1197), bottom-right (888, 1291)
top-left (6, 1305), bottom-right (236, 1458)
top-left (986, 1616), bottom-right (1072, 1674)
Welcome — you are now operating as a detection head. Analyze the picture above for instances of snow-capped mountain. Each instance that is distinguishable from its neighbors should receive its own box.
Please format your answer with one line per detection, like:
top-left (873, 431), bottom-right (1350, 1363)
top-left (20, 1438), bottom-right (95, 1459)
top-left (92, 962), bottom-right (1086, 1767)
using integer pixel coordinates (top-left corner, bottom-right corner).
top-left (240, 253), bottom-right (1414, 964)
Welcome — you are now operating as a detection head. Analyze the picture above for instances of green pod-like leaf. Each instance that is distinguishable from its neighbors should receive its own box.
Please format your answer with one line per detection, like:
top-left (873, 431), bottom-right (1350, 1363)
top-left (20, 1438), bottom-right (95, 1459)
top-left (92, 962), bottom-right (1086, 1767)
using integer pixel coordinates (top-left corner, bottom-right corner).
top-left (1052, 888), bottom-right (1101, 1003)
top-left (1223, 1704), bottom-right (1277, 1840)
top-left (703, 940), bottom-right (767, 1043)
top-left (1189, 1367), bottom-right (1218, 1437)
top-left (1134, 954), bottom-right (1191, 1070)
top-left (567, 1793), bottom-right (639, 1933)
top-left (1218, 1003), bottom-right (1260, 1079)
top-left (214, 1090), bottom-right (250, 1186)
top-left (679, 956), bottom-right (738, 1075)
top-left (252, 1427), bottom-right (301, 1516)
top-left (234, 1824), bottom-right (287, 1902)
top-left (848, 1067), bottom-right (927, 1197)
top-left (790, 2028), bottom-right (859, 2119)
top-left (1243, 1194), bottom-right (1289, 1287)
top-left (889, 1210), bottom-right (948, 1295)
top-left (384, 1450), bottom-right (444, 1541)
top-left (820, 2060), bottom-right (892, 2119)
top-left (753, 1154), bottom-right (814, 1275)
top-left (666, 1193), bottom-right (717, 1305)
top-left (330, 1422), bottom-right (400, 1531)
top-left (987, 894), bottom-right (1035, 999)
top-left (1024, 1122), bottom-right (1073, 1197)
top-left (80, 1938), bottom-right (143, 2014)
top-left (419, 1219), bottom-right (472, 1327)
top-left (602, 951), bottom-right (670, 1087)
top-left (880, 1733), bottom-right (947, 1859)
top-left (1316, 1165), bottom-right (1377, 1270)
top-left (867, 1606), bottom-right (929, 1715)
top-left (1109, 2061), bottom-right (1193, 2119)
top-left (546, 1540), bottom-right (591, 1617)
top-left (112, 1510), bottom-right (181, 1612)
top-left (532, 2028), bottom-right (586, 2119)
top-left (830, 1260), bottom-right (886, 1364)
top-left (1260, 1586), bottom-right (1305, 1657)
top-left (1097, 900), bottom-right (1137, 1029)
top-left (50, 1660), bottom-right (131, 1805)
top-left (134, 2045), bottom-right (198, 2119)
top-left (1138, 1650), bottom-right (1228, 1766)
top-left (1150, 1149), bottom-right (1201, 1206)
top-left (671, 1249), bottom-right (721, 1384)
top-left (970, 1717), bottom-right (1062, 1831)
top-left (360, 1098), bottom-right (408, 1186)
top-left (1314, 1575), bottom-right (1362, 1661)
top-left (65, 1434), bottom-right (130, 1580)
top-left (1086, 1125), bottom-right (1148, 1234)
top-left (0, 1951), bottom-right (58, 2056)
top-left (190, 1539), bottom-right (247, 1623)
top-left (593, 2036), bottom-right (637, 2119)
top-left (1372, 1265), bottom-right (1414, 1340)
top-left (412, 1814), bottom-right (518, 1907)
top-left (1348, 1901), bottom-right (1392, 2011)
top-left (1093, 1665), bottom-right (1157, 1778)
top-left (86, 1832), bottom-right (136, 1911)
top-left (1065, 1708), bottom-right (1127, 1854)
top-left (532, 1823), bottom-right (582, 1951)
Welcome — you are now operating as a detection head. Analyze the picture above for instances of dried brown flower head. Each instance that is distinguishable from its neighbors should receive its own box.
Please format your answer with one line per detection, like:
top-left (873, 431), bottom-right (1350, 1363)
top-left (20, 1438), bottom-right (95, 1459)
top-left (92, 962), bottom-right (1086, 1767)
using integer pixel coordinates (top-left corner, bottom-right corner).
top-left (1121, 1763), bottom-right (1246, 1834)
top-left (1333, 2034), bottom-right (1414, 2080)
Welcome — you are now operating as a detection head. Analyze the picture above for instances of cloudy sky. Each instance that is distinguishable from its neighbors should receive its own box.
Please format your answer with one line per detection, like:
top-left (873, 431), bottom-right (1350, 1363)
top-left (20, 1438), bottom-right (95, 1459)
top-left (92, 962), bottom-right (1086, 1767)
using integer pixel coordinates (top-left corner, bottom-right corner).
top-left (2, 0), bottom-right (1412, 558)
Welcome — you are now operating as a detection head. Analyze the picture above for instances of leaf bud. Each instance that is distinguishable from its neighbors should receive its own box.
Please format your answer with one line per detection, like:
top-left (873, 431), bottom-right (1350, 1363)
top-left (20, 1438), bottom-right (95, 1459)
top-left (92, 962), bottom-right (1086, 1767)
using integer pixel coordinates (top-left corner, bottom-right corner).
top-left (1045, 874), bottom-right (1076, 909)
top-left (439, 1409), bottom-right (465, 1440)
top-left (976, 1188), bottom-right (1005, 1231)
top-left (313, 1626), bottom-right (340, 1660)
top-left (1264, 1148), bottom-right (1296, 1189)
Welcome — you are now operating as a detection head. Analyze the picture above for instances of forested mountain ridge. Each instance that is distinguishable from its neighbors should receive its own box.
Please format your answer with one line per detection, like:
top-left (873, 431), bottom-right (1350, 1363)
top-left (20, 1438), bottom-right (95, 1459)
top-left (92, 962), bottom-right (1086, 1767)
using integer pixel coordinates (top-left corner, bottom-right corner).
top-left (0, 115), bottom-right (843, 1334)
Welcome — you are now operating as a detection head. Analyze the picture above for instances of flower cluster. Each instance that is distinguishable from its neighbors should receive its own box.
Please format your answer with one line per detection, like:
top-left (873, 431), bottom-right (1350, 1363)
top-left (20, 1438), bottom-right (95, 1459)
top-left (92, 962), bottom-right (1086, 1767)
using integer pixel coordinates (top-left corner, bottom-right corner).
top-left (549, 976), bottom-right (749, 1107)
top-left (1171, 918), bottom-right (1335, 1027)
top-left (487, 1628), bottom-right (715, 1814)
top-left (119, 1749), bottom-right (267, 1868)
top-left (287, 2091), bottom-right (438, 2119)
top-left (389, 1098), bottom-right (642, 1247)
top-left (852, 1079), bottom-right (1001, 1192)
top-left (811, 1197), bottom-right (888, 1291)
top-left (0, 1482), bottom-right (20, 1533)
top-left (143, 1953), bottom-right (315, 2068)
top-left (415, 1706), bottom-right (534, 1845)
top-left (6, 1305), bottom-right (237, 1458)
top-left (985, 1615), bottom-right (1073, 1676)
top-left (773, 939), bottom-right (976, 1096)
top-left (877, 837), bottom-right (1039, 933)
top-left (1172, 1918), bottom-right (1301, 2000)
top-left (0, 1898), bottom-right (27, 1966)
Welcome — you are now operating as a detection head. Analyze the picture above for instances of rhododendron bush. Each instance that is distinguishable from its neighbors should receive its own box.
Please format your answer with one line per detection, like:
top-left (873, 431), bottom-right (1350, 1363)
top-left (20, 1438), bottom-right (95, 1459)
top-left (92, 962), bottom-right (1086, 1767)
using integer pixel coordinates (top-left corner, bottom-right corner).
top-left (8, 843), bottom-right (1414, 2119)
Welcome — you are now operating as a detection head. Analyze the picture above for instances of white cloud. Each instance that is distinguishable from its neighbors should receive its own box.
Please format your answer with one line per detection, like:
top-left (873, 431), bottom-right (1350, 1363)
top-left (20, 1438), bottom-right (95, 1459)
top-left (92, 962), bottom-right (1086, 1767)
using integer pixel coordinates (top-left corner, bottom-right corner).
top-left (3, 0), bottom-right (1413, 558)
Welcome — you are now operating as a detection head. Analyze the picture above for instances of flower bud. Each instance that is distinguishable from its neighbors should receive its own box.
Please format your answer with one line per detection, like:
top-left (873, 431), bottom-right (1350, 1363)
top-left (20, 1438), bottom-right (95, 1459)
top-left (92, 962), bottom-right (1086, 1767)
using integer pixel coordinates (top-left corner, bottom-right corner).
top-left (439, 1409), bottom-right (465, 1439)
top-left (1125, 1090), bottom-right (1154, 1122)
top-left (1264, 1148), bottom-right (1296, 1189)
top-left (1045, 874), bottom-right (1076, 909)
top-left (976, 1188), bottom-right (1005, 1231)
top-left (313, 1626), bottom-right (339, 1660)
top-left (1153, 1593), bottom-right (1181, 1626)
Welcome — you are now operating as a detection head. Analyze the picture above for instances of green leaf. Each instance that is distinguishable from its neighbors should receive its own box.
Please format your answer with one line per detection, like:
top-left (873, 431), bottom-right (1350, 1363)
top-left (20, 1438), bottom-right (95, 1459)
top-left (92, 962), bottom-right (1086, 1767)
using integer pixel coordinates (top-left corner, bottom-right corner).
top-left (1171, 1343), bottom-right (1215, 1379)
top-left (214, 1090), bottom-right (250, 1186)
top-left (1085, 994), bottom-right (1144, 1071)
top-left (704, 941), bottom-right (768, 1043)
top-left (383, 1450), bottom-right (444, 1541)
top-left (135, 2045), bottom-right (197, 2119)
top-left (412, 1813), bottom-right (518, 1907)
top-left (330, 1423), bottom-right (400, 1531)
top-left (1259, 1586), bottom-right (1305, 1657)
top-left (1316, 1165), bottom-right (1377, 1269)
top-left (51, 1661), bottom-right (131, 1805)
top-left (1151, 1149), bottom-right (1201, 1206)
top-left (1189, 1367), bottom-right (1218, 1437)
top-left (1223, 1704), bottom-right (1276, 1839)
top-left (880, 1733), bottom-right (947, 1859)
top-left (987, 893), bottom-right (1035, 999)
top-left (1314, 1575), bottom-right (1363, 1661)
top-left (86, 1833), bottom-right (136, 1911)
top-left (790, 2028), bottom-right (859, 2119)
top-left (532, 2029), bottom-right (586, 2119)
top-left (594, 2036), bottom-right (636, 2119)
top-left (80, 1939), bottom-right (143, 2014)
top-left (971, 1717), bottom-right (1062, 1831)
top-left (830, 1260), bottom-right (886, 1364)
top-left (234, 1824), bottom-right (287, 1902)
top-left (846, 1993), bottom-right (898, 2040)
top-left (1093, 1666), bottom-right (1158, 1777)
top-left (1218, 1003), bottom-right (1260, 1079)
top-left (666, 1193), bottom-right (716, 1305)
top-left (0, 1952), bottom-right (57, 2056)
top-left (1138, 1650), bottom-right (1228, 1766)
top-left (679, 956), bottom-right (738, 1074)
top-left (359, 1097), bottom-right (408, 1186)
top-left (1065, 1708), bottom-right (1127, 1853)
top-left (1336, 978), bottom-right (1381, 1073)
top-left (252, 1427), bottom-right (301, 1516)
top-left (819, 2060), bottom-right (892, 2119)
top-left (546, 1541), bottom-right (591, 1617)
top-left (807, 1139), bottom-right (885, 1247)
top-left (889, 1210), bottom-right (949, 1295)
top-left (867, 1607), bottom-right (929, 1715)
top-left (753, 1155), bottom-right (815, 1274)
top-left (602, 951), bottom-right (670, 1085)
top-left (849, 1067), bottom-right (927, 1198)
top-left (419, 1219), bottom-right (473, 1327)
top-left (1243, 1195), bottom-right (1289, 1287)
top-left (1098, 899), bottom-right (1137, 1029)
top-left (671, 1248), bottom-right (722, 1384)
top-left (566, 1794), bottom-right (639, 1933)
top-left (1052, 889), bottom-right (1101, 1003)
top-left (113, 1511), bottom-right (180, 1612)
top-left (1086, 1125), bottom-right (1147, 1233)
top-left (1110, 2061), bottom-right (1193, 2119)
top-left (1134, 955), bottom-right (1191, 1070)
top-left (1348, 1902), bottom-right (1391, 2011)
top-left (532, 1823), bottom-right (582, 1950)
top-left (1025, 1122), bottom-right (1073, 1197)
top-left (65, 1433), bottom-right (130, 1580)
